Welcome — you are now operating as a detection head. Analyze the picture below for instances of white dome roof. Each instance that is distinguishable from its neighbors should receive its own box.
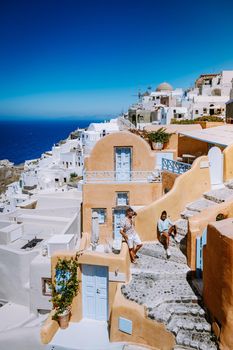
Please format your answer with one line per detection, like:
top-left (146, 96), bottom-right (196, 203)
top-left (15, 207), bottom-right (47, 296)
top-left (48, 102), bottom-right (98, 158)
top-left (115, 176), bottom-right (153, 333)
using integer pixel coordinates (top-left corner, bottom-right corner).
top-left (156, 82), bottom-right (173, 92)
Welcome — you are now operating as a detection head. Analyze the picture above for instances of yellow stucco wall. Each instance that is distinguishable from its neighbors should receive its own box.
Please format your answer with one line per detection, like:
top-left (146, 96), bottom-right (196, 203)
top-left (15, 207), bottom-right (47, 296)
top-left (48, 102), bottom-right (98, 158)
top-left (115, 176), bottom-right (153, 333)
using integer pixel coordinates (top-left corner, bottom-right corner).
top-left (203, 220), bottom-right (233, 350)
top-left (83, 131), bottom-right (164, 242)
top-left (178, 135), bottom-right (209, 158)
top-left (85, 131), bottom-right (155, 171)
top-left (41, 243), bottom-right (131, 344)
top-left (83, 182), bottom-right (162, 243)
top-left (135, 156), bottom-right (211, 242)
top-left (187, 201), bottom-right (233, 269)
top-left (110, 284), bottom-right (175, 350)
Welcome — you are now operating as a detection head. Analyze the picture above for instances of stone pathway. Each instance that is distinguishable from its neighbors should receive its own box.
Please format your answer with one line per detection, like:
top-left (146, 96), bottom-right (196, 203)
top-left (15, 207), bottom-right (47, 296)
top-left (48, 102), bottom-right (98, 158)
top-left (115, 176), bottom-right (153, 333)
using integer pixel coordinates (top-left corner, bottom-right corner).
top-left (121, 184), bottom-right (233, 349)
top-left (121, 242), bottom-right (218, 349)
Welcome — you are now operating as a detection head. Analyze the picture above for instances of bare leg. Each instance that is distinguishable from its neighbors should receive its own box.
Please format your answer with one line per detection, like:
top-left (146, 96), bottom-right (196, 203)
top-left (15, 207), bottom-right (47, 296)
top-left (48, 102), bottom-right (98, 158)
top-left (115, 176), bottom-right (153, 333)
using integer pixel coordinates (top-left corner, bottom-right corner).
top-left (129, 248), bottom-right (136, 262)
top-left (161, 232), bottom-right (170, 250)
top-left (168, 225), bottom-right (177, 237)
top-left (134, 243), bottom-right (143, 256)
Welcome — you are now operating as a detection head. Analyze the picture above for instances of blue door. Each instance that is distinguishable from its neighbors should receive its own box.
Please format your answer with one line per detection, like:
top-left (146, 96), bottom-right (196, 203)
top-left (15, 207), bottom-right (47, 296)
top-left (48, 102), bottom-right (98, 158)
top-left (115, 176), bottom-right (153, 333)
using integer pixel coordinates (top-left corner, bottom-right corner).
top-left (82, 265), bottom-right (108, 321)
top-left (196, 228), bottom-right (207, 274)
top-left (115, 147), bottom-right (131, 181)
top-left (114, 209), bottom-right (126, 239)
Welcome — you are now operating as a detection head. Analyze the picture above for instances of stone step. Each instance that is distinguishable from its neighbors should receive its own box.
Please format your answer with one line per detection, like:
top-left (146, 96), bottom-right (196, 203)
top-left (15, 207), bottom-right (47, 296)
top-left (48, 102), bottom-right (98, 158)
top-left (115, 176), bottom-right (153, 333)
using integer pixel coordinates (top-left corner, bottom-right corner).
top-left (174, 234), bottom-right (186, 244)
top-left (176, 329), bottom-right (217, 350)
top-left (137, 243), bottom-right (187, 265)
top-left (148, 301), bottom-right (207, 322)
top-left (180, 209), bottom-right (197, 219)
top-left (203, 187), bottom-right (233, 203)
top-left (225, 180), bottom-right (233, 189)
top-left (167, 316), bottom-right (211, 334)
top-left (186, 198), bottom-right (216, 213)
top-left (124, 242), bottom-right (218, 350)
top-left (174, 219), bottom-right (188, 236)
top-left (121, 274), bottom-right (198, 309)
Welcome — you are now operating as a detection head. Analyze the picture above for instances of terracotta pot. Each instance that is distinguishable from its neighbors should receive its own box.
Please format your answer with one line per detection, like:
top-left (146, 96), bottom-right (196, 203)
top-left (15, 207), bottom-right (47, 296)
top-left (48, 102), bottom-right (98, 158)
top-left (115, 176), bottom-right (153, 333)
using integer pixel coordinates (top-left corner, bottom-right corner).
top-left (57, 308), bottom-right (71, 329)
top-left (152, 142), bottom-right (163, 150)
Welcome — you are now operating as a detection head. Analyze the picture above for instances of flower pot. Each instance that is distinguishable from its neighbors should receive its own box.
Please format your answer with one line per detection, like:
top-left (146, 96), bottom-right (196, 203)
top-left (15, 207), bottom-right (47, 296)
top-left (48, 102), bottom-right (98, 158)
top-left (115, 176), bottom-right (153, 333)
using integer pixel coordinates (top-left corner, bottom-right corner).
top-left (152, 142), bottom-right (163, 150)
top-left (57, 308), bottom-right (71, 329)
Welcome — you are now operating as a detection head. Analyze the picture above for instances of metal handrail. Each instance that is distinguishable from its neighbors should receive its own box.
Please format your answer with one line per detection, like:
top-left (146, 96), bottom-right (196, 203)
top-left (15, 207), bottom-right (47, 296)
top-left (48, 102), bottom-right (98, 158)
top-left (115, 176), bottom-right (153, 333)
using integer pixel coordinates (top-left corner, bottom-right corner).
top-left (162, 158), bottom-right (191, 174)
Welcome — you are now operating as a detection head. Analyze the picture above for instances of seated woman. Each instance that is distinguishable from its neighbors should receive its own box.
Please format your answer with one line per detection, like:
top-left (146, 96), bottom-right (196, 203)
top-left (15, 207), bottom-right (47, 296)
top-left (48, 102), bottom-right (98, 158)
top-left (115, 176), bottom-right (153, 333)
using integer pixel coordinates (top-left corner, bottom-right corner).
top-left (157, 210), bottom-right (177, 258)
top-left (120, 207), bottom-right (143, 263)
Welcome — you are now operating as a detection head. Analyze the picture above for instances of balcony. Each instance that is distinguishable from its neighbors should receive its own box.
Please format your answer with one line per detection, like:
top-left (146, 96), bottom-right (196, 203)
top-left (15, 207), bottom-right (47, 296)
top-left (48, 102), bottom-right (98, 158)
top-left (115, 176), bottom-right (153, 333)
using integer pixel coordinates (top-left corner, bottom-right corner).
top-left (83, 170), bottom-right (162, 184)
top-left (162, 158), bottom-right (191, 174)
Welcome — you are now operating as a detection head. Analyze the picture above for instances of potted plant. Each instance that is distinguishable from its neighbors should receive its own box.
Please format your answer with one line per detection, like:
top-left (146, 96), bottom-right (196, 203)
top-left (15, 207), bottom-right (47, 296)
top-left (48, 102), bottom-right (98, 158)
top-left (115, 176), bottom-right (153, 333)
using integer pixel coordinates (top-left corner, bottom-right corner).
top-left (50, 256), bottom-right (80, 329)
top-left (148, 128), bottom-right (173, 150)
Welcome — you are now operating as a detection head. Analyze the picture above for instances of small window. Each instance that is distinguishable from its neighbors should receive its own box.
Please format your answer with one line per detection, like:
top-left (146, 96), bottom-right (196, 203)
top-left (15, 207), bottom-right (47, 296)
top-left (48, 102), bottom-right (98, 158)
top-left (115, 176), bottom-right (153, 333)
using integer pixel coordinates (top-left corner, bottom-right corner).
top-left (195, 110), bottom-right (199, 114)
top-left (92, 209), bottom-right (106, 224)
top-left (64, 178), bottom-right (67, 183)
top-left (41, 278), bottom-right (52, 296)
top-left (203, 108), bottom-right (207, 113)
top-left (55, 178), bottom-right (59, 182)
top-left (116, 192), bottom-right (129, 206)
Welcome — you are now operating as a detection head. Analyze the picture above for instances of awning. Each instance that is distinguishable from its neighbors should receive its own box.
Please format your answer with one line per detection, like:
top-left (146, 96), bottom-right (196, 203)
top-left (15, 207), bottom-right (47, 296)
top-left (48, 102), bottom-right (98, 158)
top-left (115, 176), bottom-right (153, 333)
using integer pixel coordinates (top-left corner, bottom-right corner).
top-left (179, 125), bottom-right (233, 147)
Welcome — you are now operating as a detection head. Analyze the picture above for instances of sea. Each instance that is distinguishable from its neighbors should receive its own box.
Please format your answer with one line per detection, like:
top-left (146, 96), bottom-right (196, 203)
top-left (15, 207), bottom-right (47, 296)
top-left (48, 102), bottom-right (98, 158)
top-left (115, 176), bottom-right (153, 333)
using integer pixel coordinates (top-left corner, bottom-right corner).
top-left (0, 117), bottom-right (106, 165)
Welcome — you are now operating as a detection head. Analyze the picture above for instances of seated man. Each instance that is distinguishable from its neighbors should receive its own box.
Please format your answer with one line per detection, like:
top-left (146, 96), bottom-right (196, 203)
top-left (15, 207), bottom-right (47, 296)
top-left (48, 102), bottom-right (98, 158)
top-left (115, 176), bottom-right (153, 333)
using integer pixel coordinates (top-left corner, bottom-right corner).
top-left (157, 210), bottom-right (177, 258)
top-left (120, 207), bottom-right (143, 263)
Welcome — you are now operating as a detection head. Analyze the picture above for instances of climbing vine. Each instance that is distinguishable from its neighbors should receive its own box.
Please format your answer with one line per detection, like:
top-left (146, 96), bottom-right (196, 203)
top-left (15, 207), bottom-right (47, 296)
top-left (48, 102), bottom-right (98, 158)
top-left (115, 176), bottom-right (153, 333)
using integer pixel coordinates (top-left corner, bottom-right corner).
top-left (50, 253), bottom-right (81, 321)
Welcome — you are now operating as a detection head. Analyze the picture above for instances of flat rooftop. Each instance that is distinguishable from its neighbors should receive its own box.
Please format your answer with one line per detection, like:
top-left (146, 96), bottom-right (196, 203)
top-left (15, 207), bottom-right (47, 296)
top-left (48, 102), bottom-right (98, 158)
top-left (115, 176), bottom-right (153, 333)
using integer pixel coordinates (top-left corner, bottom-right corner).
top-left (144, 124), bottom-right (202, 133)
top-left (180, 125), bottom-right (233, 147)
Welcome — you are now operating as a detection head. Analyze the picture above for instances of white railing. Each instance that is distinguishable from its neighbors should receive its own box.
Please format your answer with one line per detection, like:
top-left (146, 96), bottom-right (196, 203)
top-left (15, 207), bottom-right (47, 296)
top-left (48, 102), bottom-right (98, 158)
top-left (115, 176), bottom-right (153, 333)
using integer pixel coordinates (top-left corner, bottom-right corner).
top-left (83, 170), bottom-right (162, 183)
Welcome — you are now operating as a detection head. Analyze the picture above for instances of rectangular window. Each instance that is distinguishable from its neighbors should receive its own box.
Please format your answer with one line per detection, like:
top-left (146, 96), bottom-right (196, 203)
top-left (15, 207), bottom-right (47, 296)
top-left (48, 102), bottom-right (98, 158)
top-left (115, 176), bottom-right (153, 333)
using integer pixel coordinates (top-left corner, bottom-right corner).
top-left (92, 209), bottom-right (106, 224)
top-left (116, 192), bottom-right (129, 206)
top-left (41, 278), bottom-right (52, 296)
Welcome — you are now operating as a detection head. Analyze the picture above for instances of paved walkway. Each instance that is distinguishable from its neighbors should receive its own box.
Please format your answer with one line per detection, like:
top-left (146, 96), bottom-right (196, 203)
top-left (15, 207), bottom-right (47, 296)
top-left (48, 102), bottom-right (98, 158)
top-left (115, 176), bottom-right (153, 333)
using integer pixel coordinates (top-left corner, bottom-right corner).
top-left (121, 242), bottom-right (218, 350)
top-left (48, 319), bottom-right (125, 350)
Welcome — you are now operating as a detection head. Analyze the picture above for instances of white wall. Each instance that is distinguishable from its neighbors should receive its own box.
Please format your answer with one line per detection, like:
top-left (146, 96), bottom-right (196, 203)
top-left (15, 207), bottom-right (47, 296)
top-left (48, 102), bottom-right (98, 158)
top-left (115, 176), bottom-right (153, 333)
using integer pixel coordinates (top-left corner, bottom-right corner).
top-left (0, 247), bottom-right (38, 306)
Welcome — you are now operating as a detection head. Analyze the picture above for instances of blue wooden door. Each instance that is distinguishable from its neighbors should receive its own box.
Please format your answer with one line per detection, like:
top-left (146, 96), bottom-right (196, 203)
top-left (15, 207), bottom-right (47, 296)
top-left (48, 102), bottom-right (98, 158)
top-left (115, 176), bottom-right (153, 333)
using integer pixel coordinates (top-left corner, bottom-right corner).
top-left (115, 147), bottom-right (131, 181)
top-left (114, 209), bottom-right (126, 239)
top-left (82, 265), bottom-right (108, 321)
top-left (196, 228), bottom-right (207, 273)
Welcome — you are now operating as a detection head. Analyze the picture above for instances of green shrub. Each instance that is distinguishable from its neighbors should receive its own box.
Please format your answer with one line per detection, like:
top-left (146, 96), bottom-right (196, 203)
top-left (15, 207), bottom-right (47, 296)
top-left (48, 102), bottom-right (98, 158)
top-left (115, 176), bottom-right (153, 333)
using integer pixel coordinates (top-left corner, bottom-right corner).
top-left (147, 128), bottom-right (173, 143)
top-left (50, 256), bottom-right (80, 321)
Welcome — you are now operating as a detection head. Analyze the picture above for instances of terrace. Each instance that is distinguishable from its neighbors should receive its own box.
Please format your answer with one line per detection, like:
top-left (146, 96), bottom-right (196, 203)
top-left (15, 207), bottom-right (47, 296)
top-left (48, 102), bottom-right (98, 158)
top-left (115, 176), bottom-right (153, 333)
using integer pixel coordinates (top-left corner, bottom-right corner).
top-left (83, 170), bottom-right (162, 184)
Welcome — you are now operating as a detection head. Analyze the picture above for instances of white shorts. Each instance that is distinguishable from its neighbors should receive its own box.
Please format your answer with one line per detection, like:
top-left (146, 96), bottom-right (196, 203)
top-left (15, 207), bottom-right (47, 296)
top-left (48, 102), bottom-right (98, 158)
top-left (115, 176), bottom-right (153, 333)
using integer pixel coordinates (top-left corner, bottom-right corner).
top-left (127, 233), bottom-right (142, 249)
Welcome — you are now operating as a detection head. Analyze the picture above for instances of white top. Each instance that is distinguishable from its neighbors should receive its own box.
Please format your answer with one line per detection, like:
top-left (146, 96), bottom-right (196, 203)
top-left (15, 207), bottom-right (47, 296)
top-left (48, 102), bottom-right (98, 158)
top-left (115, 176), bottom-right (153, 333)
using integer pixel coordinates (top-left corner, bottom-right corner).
top-left (47, 234), bottom-right (75, 244)
top-left (157, 218), bottom-right (173, 234)
top-left (120, 217), bottom-right (136, 237)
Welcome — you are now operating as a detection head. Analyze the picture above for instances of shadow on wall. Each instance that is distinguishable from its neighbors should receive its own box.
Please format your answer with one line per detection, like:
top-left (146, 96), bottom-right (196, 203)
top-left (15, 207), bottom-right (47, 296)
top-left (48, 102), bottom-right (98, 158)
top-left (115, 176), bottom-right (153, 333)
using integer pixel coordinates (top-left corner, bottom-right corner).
top-left (135, 156), bottom-right (211, 242)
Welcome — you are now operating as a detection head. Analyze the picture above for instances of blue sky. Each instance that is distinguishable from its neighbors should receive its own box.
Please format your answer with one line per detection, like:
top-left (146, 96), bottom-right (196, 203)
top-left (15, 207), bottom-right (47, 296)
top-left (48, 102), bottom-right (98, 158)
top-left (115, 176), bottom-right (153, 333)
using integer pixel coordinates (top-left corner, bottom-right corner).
top-left (0, 0), bottom-right (233, 118)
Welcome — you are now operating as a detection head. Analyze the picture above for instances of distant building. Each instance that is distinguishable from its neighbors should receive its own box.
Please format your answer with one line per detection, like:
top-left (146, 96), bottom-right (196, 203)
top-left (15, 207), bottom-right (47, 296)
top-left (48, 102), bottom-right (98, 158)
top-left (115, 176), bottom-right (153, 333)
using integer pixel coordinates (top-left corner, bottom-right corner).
top-left (128, 82), bottom-right (187, 127)
top-left (226, 78), bottom-right (233, 123)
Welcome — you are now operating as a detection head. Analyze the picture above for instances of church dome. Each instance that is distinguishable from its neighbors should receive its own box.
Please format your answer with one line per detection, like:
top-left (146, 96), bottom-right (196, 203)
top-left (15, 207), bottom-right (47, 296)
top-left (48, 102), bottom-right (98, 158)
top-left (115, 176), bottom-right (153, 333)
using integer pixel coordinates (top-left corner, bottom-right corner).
top-left (156, 82), bottom-right (173, 92)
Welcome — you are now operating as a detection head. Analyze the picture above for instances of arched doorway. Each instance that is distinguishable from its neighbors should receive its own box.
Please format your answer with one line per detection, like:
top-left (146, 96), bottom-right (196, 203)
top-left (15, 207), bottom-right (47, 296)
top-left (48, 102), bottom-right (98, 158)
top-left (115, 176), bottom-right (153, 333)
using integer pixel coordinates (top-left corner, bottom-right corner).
top-left (208, 146), bottom-right (223, 187)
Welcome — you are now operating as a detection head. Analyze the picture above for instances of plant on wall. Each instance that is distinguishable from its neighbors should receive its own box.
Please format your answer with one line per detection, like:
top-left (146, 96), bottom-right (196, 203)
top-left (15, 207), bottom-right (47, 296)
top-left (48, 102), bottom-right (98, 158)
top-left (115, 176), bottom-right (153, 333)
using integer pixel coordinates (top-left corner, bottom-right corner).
top-left (50, 254), bottom-right (80, 325)
top-left (147, 128), bottom-right (173, 144)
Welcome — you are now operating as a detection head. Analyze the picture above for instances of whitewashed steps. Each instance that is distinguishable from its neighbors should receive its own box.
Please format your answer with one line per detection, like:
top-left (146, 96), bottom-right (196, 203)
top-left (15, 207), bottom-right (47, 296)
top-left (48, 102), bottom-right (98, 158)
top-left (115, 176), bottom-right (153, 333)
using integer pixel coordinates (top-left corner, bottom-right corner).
top-left (203, 187), bottom-right (233, 203)
top-left (186, 198), bottom-right (216, 213)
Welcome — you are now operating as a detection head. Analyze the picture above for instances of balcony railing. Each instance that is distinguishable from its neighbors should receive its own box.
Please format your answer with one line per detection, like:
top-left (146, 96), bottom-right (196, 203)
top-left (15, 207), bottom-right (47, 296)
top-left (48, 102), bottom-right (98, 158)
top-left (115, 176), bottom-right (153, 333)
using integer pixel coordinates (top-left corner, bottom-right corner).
top-left (83, 170), bottom-right (162, 183)
top-left (162, 158), bottom-right (191, 174)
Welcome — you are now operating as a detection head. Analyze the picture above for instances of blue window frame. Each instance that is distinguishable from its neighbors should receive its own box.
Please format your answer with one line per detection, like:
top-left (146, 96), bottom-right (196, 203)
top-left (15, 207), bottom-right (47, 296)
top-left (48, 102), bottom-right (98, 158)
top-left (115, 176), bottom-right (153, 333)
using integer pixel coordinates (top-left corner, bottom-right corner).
top-left (92, 208), bottom-right (106, 224)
